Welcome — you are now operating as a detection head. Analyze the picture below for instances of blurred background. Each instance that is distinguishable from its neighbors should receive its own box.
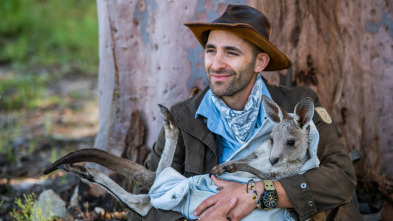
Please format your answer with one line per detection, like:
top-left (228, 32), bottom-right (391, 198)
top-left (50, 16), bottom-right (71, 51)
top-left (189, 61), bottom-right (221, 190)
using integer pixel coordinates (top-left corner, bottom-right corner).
top-left (0, 0), bottom-right (104, 220)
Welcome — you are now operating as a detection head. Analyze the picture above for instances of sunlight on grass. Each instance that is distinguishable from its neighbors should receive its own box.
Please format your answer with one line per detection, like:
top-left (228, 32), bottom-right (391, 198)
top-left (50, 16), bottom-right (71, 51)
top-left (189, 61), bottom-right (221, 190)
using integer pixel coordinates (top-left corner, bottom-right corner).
top-left (0, 72), bottom-right (48, 110)
top-left (0, 0), bottom-right (99, 154)
top-left (0, 0), bottom-right (98, 73)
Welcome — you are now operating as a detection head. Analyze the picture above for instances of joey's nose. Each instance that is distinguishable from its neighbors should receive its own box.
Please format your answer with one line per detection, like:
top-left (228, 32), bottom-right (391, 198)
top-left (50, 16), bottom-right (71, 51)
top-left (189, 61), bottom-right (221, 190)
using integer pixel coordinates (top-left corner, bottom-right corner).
top-left (270, 157), bottom-right (279, 166)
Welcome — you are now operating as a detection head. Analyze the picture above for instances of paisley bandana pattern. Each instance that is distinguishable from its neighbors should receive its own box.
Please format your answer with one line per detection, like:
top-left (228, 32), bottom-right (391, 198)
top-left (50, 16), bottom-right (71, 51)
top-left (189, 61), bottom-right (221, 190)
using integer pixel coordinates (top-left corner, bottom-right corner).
top-left (211, 74), bottom-right (263, 143)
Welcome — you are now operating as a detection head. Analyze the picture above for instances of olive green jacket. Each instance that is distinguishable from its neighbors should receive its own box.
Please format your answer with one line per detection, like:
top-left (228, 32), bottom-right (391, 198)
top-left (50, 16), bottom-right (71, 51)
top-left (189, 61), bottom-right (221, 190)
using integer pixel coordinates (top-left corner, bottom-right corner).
top-left (130, 81), bottom-right (362, 221)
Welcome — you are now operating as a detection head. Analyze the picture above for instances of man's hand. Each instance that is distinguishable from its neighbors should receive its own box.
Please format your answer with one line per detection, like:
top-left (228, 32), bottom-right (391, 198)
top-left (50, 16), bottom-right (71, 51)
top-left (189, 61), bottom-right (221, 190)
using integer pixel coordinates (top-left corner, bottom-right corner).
top-left (197, 197), bottom-right (237, 221)
top-left (194, 175), bottom-right (262, 221)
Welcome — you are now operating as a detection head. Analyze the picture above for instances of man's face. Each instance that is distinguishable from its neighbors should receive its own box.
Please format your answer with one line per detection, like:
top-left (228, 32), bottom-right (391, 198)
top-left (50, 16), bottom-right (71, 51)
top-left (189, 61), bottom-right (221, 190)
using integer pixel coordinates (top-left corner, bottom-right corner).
top-left (204, 30), bottom-right (258, 98)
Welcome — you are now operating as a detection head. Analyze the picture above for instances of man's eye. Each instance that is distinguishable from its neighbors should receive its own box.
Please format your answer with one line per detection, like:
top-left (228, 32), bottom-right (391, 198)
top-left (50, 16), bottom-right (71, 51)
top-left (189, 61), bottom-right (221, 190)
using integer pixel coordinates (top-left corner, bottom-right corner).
top-left (227, 51), bottom-right (238, 56)
top-left (206, 49), bottom-right (215, 54)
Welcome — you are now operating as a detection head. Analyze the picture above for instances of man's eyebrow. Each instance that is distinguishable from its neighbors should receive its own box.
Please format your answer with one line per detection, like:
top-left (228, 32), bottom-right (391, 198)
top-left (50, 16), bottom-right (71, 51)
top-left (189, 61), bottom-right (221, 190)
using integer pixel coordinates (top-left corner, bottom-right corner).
top-left (205, 43), bottom-right (216, 49)
top-left (224, 46), bottom-right (243, 55)
top-left (205, 44), bottom-right (243, 55)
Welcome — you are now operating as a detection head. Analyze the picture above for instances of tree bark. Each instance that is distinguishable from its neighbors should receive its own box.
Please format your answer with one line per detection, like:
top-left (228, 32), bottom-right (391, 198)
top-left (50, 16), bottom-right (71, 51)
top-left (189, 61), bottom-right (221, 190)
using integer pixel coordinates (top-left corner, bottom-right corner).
top-left (250, 0), bottom-right (393, 216)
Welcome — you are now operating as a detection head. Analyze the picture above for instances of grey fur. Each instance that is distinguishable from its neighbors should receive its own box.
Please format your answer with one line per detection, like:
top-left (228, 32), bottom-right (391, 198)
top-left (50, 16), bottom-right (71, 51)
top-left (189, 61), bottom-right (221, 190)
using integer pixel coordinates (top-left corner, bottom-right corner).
top-left (210, 96), bottom-right (315, 180)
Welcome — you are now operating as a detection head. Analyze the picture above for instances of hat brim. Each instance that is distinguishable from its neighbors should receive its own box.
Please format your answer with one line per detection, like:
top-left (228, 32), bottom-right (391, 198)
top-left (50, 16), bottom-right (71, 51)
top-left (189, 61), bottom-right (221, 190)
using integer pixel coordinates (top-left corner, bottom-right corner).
top-left (184, 22), bottom-right (291, 71)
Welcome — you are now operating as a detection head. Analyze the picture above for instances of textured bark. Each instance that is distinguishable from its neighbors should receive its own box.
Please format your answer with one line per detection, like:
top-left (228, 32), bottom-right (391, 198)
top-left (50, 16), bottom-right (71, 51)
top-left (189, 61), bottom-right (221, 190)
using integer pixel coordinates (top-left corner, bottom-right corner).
top-left (122, 110), bottom-right (150, 165)
top-left (250, 0), bottom-right (393, 216)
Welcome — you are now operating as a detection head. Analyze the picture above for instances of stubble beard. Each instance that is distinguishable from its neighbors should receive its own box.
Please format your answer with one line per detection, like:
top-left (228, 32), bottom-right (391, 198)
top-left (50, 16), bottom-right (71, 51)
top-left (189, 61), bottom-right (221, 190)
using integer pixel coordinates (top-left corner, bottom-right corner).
top-left (208, 58), bottom-right (257, 97)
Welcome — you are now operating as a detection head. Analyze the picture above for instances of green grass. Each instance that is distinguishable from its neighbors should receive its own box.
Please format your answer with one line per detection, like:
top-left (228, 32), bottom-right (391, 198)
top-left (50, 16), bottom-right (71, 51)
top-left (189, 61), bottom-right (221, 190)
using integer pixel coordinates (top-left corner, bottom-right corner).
top-left (0, 72), bottom-right (47, 110)
top-left (0, 0), bottom-right (98, 73)
top-left (0, 1), bottom-right (99, 155)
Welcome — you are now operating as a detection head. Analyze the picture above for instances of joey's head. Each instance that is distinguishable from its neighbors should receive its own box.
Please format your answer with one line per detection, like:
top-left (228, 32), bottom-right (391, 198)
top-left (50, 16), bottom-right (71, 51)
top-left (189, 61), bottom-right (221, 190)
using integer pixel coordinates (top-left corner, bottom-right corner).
top-left (262, 96), bottom-right (314, 166)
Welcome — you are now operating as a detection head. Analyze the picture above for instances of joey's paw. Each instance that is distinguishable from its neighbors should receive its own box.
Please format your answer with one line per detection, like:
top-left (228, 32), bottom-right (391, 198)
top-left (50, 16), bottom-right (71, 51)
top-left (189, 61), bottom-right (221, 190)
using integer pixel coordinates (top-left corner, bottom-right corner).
top-left (210, 163), bottom-right (238, 175)
top-left (222, 163), bottom-right (237, 173)
top-left (210, 165), bottom-right (225, 176)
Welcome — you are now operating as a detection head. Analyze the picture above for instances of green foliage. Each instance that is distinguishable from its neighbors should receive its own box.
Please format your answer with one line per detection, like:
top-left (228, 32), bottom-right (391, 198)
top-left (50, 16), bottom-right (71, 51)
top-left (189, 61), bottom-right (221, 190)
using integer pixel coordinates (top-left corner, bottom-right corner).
top-left (0, 0), bottom-right (99, 166)
top-left (0, 73), bottom-right (48, 110)
top-left (0, 0), bottom-right (98, 74)
top-left (10, 193), bottom-right (34, 220)
top-left (10, 193), bottom-right (55, 221)
top-left (50, 148), bottom-right (58, 164)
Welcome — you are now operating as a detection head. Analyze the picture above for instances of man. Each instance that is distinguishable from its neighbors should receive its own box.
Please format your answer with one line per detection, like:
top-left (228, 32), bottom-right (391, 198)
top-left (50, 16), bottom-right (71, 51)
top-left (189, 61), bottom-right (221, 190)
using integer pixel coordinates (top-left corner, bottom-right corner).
top-left (131, 4), bottom-right (362, 221)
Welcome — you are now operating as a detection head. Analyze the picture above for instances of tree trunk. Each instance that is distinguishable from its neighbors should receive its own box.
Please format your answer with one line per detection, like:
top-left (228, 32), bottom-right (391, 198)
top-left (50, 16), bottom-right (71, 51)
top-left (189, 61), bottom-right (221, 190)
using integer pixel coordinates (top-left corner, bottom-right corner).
top-left (93, 0), bottom-right (248, 161)
top-left (95, 0), bottom-right (393, 217)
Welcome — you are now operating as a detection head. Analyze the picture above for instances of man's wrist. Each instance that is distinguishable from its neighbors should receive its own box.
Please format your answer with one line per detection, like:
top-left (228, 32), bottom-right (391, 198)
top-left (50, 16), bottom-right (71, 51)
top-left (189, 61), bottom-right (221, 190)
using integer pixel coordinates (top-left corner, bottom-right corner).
top-left (272, 180), bottom-right (293, 208)
top-left (255, 181), bottom-right (264, 199)
top-left (246, 180), bottom-right (265, 208)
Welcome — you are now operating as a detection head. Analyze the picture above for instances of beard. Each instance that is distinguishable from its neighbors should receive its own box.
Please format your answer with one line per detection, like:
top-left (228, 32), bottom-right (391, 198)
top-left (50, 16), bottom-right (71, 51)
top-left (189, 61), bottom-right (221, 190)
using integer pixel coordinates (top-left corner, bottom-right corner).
top-left (207, 57), bottom-right (257, 97)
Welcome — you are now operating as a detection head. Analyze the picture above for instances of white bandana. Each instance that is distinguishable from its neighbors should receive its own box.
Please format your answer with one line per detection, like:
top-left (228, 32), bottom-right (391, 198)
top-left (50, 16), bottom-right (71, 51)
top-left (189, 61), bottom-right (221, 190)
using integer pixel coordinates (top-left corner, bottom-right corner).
top-left (211, 74), bottom-right (263, 143)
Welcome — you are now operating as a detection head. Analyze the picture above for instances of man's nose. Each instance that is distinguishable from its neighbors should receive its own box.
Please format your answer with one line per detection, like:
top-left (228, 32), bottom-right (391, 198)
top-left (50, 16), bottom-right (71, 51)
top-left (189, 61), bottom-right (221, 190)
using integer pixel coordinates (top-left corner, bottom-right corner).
top-left (211, 53), bottom-right (226, 71)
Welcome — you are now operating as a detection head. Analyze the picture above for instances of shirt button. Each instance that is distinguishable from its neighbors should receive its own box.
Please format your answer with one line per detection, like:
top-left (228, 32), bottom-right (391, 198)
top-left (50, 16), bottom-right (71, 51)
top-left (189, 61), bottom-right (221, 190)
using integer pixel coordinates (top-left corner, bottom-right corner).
top-left (301, 183), bottom-right (307, 189)
top-left (171, 194), bottom-right (178, 200)
top-left (308, 201), bottom-right (313, 207)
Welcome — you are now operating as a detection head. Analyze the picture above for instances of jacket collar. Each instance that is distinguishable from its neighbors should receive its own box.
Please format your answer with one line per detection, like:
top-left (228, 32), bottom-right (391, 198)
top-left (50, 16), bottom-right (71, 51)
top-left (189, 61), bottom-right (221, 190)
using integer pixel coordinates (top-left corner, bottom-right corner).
top-left (263, 78), bottom-right (295, 112)
top-left (170, 87), bottom-right (217, 152)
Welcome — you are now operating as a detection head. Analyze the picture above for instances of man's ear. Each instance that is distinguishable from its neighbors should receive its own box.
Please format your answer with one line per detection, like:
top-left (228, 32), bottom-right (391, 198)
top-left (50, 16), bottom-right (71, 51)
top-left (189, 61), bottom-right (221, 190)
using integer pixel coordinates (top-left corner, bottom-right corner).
top-left (254, 52), bottom-right (270, 73)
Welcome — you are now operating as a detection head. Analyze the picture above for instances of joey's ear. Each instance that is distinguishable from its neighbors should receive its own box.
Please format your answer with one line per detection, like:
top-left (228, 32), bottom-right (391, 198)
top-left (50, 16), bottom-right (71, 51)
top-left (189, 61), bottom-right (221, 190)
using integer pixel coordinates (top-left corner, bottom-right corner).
top-left (262, 96), bottom-right (289, 123)
top-left (294, 97), bottom-right (314, 129)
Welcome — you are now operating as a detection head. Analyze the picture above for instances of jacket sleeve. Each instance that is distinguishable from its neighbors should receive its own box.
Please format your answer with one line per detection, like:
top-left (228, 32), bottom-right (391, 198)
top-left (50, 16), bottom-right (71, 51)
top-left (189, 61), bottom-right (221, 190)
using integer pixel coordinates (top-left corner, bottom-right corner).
top-left (128, 126), bottom-right (187, 221)
top-left (279, 90), bottom-right (357, 220)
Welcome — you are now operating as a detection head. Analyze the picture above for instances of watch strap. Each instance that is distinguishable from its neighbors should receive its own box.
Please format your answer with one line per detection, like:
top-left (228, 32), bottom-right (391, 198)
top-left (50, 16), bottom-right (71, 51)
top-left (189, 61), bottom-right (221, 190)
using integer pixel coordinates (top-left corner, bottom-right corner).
top-left (264, 180), bottom-right (275, 191)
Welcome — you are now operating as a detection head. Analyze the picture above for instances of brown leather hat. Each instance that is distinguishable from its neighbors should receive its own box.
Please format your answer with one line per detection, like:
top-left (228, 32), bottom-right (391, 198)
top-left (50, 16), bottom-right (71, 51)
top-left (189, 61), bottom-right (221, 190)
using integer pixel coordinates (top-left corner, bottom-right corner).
top-left (184, 5), bottom-right (291, 71)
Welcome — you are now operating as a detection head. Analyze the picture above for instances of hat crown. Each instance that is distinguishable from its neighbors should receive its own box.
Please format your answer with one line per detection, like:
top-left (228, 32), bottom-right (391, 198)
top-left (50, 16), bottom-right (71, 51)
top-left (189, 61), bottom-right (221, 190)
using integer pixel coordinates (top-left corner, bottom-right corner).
top-left (213, 5), bottom-right (272, 40)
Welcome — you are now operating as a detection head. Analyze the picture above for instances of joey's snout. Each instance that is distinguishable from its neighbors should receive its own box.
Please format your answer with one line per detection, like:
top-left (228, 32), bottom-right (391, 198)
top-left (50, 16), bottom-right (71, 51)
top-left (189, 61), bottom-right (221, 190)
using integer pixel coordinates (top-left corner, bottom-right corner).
top-left (270, 157), bottom-right (279, 166)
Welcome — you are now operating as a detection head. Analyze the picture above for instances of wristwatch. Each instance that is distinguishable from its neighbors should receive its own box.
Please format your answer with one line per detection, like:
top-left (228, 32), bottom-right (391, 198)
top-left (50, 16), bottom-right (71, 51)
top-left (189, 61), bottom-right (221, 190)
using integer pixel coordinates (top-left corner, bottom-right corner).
top-left (260, 180), bottom-right (279, 209)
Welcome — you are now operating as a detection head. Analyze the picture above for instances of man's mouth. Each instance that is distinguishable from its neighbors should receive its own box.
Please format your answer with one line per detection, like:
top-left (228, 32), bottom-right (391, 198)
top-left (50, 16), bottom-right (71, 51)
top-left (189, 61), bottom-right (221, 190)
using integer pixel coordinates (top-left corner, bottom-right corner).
top-left (211, 74), bottom-right (232, 81)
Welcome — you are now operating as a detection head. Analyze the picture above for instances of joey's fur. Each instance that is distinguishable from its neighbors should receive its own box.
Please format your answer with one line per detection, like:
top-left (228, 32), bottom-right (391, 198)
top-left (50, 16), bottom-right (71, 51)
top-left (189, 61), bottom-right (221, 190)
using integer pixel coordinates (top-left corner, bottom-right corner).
top-left (210, 95), bottom-right (315, 179)
top-left (43, 96), bottom-right (315, 216)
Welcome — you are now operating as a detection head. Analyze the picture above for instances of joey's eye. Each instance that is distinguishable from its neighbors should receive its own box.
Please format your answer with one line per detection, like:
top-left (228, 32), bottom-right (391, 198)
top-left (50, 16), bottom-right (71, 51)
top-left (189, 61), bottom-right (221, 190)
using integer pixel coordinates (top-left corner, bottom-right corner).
top-left (287, 140), bottom-right (295, 146)
top-left (269, 137), bottom-right (273, 144)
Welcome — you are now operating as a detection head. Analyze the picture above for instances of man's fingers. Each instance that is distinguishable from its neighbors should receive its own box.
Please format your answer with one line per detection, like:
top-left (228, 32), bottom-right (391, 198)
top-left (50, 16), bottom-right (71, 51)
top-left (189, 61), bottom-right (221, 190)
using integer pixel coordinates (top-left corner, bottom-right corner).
top-left (198, 198), bottom-right (238, 221)
top-left (193, 194), bottom-right (218, 216)
top-left (227, 197), bottom-right (238, 211)
top-left (211, 175), bottom-right (231, 188)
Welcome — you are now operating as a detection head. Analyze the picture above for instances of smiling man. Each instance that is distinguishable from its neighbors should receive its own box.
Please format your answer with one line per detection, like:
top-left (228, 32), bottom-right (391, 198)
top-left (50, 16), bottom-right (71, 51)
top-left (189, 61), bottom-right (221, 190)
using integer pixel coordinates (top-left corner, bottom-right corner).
top-left (131, 4), bottom-right (362, 221)
top-left (204, 30), bottom-right (268, 110)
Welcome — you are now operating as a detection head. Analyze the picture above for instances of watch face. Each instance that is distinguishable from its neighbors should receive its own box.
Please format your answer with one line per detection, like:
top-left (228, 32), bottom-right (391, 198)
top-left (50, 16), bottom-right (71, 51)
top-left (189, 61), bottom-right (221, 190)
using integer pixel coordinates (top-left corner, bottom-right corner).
top-left (263, 192), bottom-right (278, 208)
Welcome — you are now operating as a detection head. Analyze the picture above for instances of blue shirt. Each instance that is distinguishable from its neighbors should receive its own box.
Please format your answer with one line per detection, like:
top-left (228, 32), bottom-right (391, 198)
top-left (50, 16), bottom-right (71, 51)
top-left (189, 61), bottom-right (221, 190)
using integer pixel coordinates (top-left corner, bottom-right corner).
top-left (195, 79), bottom-right (272, 164)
